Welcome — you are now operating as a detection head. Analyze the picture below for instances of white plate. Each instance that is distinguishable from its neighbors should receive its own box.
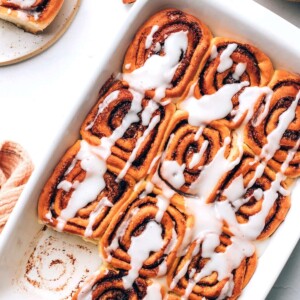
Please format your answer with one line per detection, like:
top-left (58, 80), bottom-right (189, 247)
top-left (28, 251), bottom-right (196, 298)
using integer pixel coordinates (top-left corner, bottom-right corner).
top-left (0, 0), bottom-right (80, 66)
top-left (0, 0), bottom-right (299, 299)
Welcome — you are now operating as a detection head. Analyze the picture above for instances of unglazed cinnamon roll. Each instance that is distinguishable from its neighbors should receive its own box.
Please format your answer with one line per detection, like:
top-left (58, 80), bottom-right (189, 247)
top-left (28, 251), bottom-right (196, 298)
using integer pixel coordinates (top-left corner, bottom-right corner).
top-left (167, 228), bottom-right (257, 300)
top-left (38, 140), bottom-right (136, 240)
top-left (156, 110), bottom-right (239, 200)
top-left (122, 8), bottom-right (212, 102)
top-left (72, 268), bottom-right (165, 300)
top-left (244, 70), bottom-right (300, 178)
top-left (80, 79), bottom-right (175, 181)
top-left (100, 182), bottom-right (193, 282)
top-left (179, 37), bottom-right (274, 128)
top-left (0, 0), bottom-right (64, 33)
top-left (215, 146), bottom-right (292, 240)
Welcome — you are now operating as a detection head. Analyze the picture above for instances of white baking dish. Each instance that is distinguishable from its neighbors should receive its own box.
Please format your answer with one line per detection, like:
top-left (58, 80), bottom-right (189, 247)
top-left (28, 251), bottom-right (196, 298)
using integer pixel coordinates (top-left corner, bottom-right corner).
top-left (0, 0), bottom-right (299, 299)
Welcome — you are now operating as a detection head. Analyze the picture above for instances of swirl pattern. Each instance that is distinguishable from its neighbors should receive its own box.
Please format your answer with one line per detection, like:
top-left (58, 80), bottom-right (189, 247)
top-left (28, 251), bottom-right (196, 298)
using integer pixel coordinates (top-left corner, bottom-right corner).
top-left (215, 146), bottom-right (291, 240)
top-left (167, 229), bottom-right (257, 300)
top-left (100, 183), bottom-right (192, 279)
top-left (38, 140), bottom-right (136, 240)
top-left (157, 110), bottom-right (239, 198)
top-left (187, 37), bottom-right (274, 128)
top-left (72, 268), bottom-right (163, 300)
top-left (244, 70), bottom-right (300, 177)
top-left (123, 8), bottom-right (212, 100)
top-left (81, 80), bottom-right (175, 180)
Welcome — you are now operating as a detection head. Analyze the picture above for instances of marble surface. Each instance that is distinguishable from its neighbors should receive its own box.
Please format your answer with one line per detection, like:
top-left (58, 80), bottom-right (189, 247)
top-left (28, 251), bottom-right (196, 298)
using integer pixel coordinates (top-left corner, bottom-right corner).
top-left (0, 0), bottom-right (299, 299)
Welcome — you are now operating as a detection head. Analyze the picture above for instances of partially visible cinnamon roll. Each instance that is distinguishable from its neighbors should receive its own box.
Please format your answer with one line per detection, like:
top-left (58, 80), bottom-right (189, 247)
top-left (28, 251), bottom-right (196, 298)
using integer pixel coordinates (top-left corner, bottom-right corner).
top-left (38, 140), bottom-right (135, 240)
top-left (167, 228), bottom-right (257, 300)
top-left (244, 70), bottom-right (300, 178)
top-left (122, 8), bottom-right (212, 102)
top-left (72, 268), bottom-right (165, 300)
top-left (100, 182), bottom-right (193, 281)
top-left (0, 0), bottom-right (64, 33)
top-left (81, 79), bottom-right (175, 181)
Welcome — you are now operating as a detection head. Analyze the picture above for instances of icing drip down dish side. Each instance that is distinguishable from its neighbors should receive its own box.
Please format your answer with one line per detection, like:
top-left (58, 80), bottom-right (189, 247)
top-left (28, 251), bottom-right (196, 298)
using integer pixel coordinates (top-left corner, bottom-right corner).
top-left (37, 8), bottom-right (300, 300)
top-left (0, 0), bottom-right (64, 33)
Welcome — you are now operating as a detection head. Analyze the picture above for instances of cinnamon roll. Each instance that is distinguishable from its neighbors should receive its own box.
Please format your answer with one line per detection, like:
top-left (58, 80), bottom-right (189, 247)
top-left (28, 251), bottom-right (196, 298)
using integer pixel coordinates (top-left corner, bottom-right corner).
top-left (244, 70), bottom-right (300, 178)
top-left (179, 38), bottom-right (274, 128)
top-left (0, 0), bottom-right (64, 33)
top-left (167, 228), bottom-right (257, 300)
top-left (215, 146), bottom-right (292, 240)
top-left (122, 9), bottom-right (212, 102)
top-left (38, 140), bottom-right (136, 240)
top-left (72, 268), bottom-right (165, 300)
top-left (157, 110), bottom-right (240, 200)
top-left (81, 79), bottom-right (175, 181)
top-left (100, 182), bottom-right (193, 282)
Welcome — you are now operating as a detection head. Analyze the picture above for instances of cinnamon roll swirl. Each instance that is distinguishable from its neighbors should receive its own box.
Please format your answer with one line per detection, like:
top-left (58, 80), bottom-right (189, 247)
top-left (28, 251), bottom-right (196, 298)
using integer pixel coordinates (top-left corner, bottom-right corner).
top-left (122, 8), bottom-right (212, 101)
top-left (244, 70), bottom-right (300, 178)
top-left (215, 146), bottom-right (292, 240)
top-left (81, 80), bottom-right (175, 181)
top-left (72, 268), bottom-right (164, 300)
top-left (100, 182), bottom-right (193, 281)
top-left (179, 38), bottom-right (273, 128)
top-left (38, 140), bottom-right (135, 240)
top-left (167, 228), bottom-right (257, 300)
top-left (157, 110), bottom-right (239, 199)
top-left (0, 0), bottom-right (64, 33)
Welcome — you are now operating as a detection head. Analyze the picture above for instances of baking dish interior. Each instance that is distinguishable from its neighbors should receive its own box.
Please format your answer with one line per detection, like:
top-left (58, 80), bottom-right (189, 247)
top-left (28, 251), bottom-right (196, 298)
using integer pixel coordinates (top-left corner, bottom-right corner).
top-left (0, 0), bottom-right (299, 299)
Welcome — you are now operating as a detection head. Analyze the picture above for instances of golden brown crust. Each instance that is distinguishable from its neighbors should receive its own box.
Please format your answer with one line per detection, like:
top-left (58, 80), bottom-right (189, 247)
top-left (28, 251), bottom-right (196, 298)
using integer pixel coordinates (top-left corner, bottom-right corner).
top-left (0, 0), bottom-right (64, 33)
top-left (38, 140), bottom-right (136, 240)
top-left (123, 8), bottom-right (212, 100)
top-left (244, 70), bottom-right (300, 178)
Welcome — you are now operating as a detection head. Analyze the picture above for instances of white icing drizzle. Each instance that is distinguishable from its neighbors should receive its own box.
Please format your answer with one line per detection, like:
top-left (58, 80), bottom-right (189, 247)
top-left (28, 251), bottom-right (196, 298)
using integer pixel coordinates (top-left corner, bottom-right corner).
top-left (217, 43), bottom-right (237, 73)
top-left (189, 140), bottom-right (209, 169)
top-left (125, 63), bottom-right (131, 70)
top-left (180, 82), bottom-right (249, 126)
top-left (6, 0), bottom-right (37, 9)
top-left (17, 10), bottom-right (28, 21)
top-left (145, 25), bottom-right (159, 49)
top-left (84, 197), bottom-right (113, 237)
top-left (144, 282), bottom-right (162, 300)
top-left (56, 141), bottom-right (107, 231)
top-left (85, 91), bottom-right (120, 131)
top-left (123, 31), bottom-right (188, 102)
top-left (147, 154), bottom-right (161, 175)
top-left (160, 160), bottom-right (186, 189)
top-left (117, 115), bottom-right (161, 181)
top-left (141, 100), bottom-right (159, 126)
top-left (122, 221), bottom-right (164, 288)
top-left (232, 63), bottom-right (247, 81)
top-left (210, 45), bottom-right (218, 60)
top-left (77, 270), bottom-right (101, 300)
top-left (260, 90), bottom-right (300, 161)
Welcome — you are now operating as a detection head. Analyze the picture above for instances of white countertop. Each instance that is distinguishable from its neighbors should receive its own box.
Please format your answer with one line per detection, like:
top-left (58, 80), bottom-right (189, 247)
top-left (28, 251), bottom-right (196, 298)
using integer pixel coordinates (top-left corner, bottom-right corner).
top-left (0, 0), bottom-right (299, 299)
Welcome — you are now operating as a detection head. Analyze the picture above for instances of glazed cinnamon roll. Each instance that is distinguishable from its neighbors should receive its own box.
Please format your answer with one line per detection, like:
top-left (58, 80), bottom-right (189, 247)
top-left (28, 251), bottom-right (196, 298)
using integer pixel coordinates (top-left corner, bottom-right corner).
top-left (244, 70), bottom-right (300, 178)
top-left (122, 8), bottom-right (212, 102)
top-left (38, 140), bottom-right (136, 240)
top-left (0, 0), bottom-right (64, 33)
top-left (100, 182), bottom-right (193, 281)
top-left (167, 228), bottom-right (257, 300)
top-left (157, 110), bottom-right (239, 199)
top-left (179, 38), bottom-right (274, 128)
top-left (81, 80), bottom-right (175, 181)
top-left (215, 146), bottom-right (292, 240)
top-left (72, 268), bottom-right (164, 300)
